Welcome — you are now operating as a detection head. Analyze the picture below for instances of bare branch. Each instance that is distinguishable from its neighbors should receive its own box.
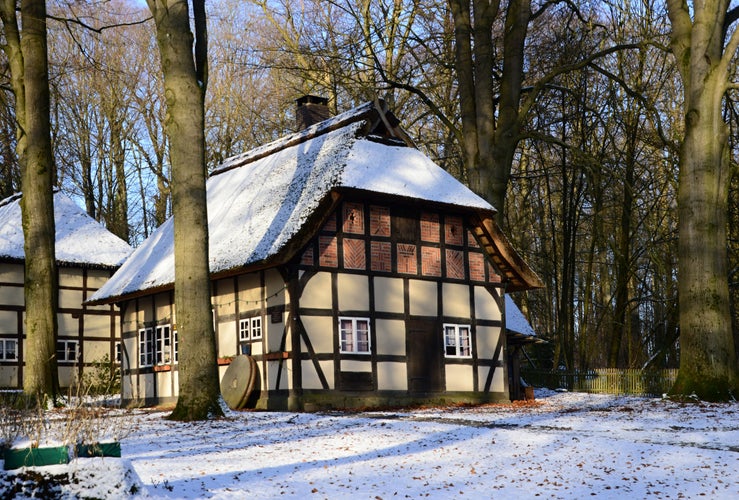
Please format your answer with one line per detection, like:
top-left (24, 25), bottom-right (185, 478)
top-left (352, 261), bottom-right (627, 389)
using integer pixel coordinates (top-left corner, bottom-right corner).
top-left (46, 14), bottom-right (151, 35)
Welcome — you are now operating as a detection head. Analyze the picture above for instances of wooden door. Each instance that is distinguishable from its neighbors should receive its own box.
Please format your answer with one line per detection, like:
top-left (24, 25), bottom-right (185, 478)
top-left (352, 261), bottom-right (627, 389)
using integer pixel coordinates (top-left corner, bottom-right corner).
top-left (406, 319), bottom-right (443, 393)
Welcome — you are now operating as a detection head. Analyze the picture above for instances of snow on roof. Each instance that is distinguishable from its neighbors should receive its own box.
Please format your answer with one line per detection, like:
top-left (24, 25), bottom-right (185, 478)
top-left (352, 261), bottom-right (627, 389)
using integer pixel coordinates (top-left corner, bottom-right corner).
top-left (505, 295), bottom-right (536, 337)
top-left (0, 191), bottom-right (132, 268)
top-left (89, 103), bottom-right (495, 303)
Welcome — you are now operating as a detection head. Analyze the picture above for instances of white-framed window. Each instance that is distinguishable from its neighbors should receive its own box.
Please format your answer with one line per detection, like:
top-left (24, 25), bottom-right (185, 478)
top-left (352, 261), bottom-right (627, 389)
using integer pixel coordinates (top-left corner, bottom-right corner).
top-left (339, 317), bottom-right (371, 354)
top-left (57, 340), bottom-right (79, 363)
top-left (155, 325), bottom-right (173, 365)
top-left (0, 339), bottom-right (18, 361)
top-left (140, 325), bottom-right (177, 367)
top-left (444, 324), bottom-right (472, 358)
top-left (239, 316), bottom-right (262, 341)
top-left (139, 328), bottom-right (154, 367)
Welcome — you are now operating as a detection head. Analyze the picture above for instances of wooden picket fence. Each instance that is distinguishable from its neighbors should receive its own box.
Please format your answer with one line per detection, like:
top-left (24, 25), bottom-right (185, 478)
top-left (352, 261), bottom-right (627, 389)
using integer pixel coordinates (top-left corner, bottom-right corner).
top-left (521, 368), bottom-right (679, 397)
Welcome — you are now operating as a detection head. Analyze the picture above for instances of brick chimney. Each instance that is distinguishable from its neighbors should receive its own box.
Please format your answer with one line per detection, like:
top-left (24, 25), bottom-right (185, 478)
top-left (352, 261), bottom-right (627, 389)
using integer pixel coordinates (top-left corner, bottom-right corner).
top-left (295, 95), bottom-right (330, 131)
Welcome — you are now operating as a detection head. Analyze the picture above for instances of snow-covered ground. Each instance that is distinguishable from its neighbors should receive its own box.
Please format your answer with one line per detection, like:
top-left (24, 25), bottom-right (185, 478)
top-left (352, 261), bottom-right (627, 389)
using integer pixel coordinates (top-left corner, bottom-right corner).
top-left (2, 389), bottom-right (737, 499)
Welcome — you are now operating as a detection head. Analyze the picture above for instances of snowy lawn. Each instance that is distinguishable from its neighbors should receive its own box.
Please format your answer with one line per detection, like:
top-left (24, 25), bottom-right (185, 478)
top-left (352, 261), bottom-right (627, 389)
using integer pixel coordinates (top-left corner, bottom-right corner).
top-left (1, 389), bottom-right (737, 499)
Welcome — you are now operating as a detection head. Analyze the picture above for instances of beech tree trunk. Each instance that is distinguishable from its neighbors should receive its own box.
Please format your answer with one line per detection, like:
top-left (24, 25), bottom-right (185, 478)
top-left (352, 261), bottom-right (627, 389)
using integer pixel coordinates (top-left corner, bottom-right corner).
top-left (147, 0), bottom-right (222, 420)
top-left (449, 0), bottom-right (529, 222)
top-left (667, 0), bottom-right (739, 401)
top-left (1, 0), bottom-right (60, 402)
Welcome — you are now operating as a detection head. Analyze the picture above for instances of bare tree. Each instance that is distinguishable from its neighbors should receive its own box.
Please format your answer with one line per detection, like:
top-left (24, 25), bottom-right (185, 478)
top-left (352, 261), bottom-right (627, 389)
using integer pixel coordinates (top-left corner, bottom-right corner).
top-left (146, 0), bottom-right (222, 420)
top-left (0, 0), bottom-right (59, 401)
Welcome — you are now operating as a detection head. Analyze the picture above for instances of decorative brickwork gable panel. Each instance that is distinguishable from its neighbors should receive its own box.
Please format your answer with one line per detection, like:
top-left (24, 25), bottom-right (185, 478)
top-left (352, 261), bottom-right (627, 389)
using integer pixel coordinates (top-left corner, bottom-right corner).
top-left (469, 252), bottom-right (485, 282)
top-left (323, 213), bottom-right (337, 232)
top-left (487, 261), bottom-right (502, 283)
top-left (467, 230), bottom-right (479, 248)
top-left (319, 235), bottom-right (338, 267)
top-left (446, 249), bottom-right (465, 279)
top-left (343, 202), bottom-right (365, 234)
top-left (370, 241), bottom-right (391, 272)
top-left (421, 246), bottom-right (441, 277)
top-left (420, 212), bottom-right (440, 242)
top-left (370, 206), bottom-right (391, 237)
top-left (343, 238), bottom-right (366, 270)
top-left (397, 243), bottom-right (417, 274)
top-left (444, 216), bottom-right (464, 246)
top-left (301, 246), bottom-right (314, 266)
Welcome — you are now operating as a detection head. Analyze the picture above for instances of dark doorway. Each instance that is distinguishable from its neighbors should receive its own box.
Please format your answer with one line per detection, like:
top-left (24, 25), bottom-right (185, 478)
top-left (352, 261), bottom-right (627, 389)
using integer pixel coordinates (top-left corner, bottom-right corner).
top-left (407, 319), bottom-right (443, 393)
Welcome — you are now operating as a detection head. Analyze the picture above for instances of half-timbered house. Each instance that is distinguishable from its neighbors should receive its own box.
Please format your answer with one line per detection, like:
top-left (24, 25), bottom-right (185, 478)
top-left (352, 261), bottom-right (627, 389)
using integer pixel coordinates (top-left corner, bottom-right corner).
top-left (88, 98), bottom-right (543, 410)
top-left (0, 191), bottom-right (132, 389)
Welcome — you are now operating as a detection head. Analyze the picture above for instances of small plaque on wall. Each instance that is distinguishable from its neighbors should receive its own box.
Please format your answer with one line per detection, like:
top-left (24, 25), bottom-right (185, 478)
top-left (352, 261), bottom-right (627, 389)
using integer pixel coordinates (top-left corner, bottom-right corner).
top-left (271, 310), bottom-right (283, 324)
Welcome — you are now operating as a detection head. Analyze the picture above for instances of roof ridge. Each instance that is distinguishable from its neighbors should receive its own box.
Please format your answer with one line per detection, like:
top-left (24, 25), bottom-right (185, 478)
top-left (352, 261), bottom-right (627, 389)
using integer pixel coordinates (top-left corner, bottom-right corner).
top-left (210, 101), bottom-right (377, 177)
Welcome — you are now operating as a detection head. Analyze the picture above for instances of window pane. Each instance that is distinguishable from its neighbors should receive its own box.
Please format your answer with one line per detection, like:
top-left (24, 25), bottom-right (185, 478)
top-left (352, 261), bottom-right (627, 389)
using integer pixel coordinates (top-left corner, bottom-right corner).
top-left (57, 341), bottom-right (65, 362)
top-left (459, 326), bottom-right (471, 357)
top-left (444, 325), bottom-right (457, 356)
top-left (356, 320), bottom-right (369, 352)
top-left (340, 319), bottom-right (354, 352)
top-left (7, 341), bottom-right (15, 360)
top-left (173, 331), bottom-right (179, 363)
top-left (239, 319), bottom-right (249, 341)
top-left (0, 340), bottom-right (5, 359)
top-left (251, 317), bottom-right (262, 339)
top-left (67, 342), bottom-right (78, 362)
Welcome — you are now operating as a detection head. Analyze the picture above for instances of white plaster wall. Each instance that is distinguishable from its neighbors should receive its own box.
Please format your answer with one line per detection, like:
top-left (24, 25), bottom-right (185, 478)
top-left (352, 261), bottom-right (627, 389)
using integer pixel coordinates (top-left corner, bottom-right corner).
top-left (84, 314), bottom-right (111, 338)
top-left (409, 280), bottom-right (437, 316)
top-left (337, 274), bottom-right (369, 311)
top-left (442, 283), bottom-right (470, 318)
top-left (374, 277), bottom-right (404, 313)
top-left (0, 366), bottom-right (18, 387)
top-left (445, 364), bottom-right (473, 391)
top-left (0, 284), bottom-right (24, 307)
top-left (0, 264), bottom-right (23, 283)
top-left (265, 270), bottom-right (287, 306)
top-left (479, 365), bottom-right (505, 393)
top-left (267, 316), bottom-right (285, 353)
top-left (0, 310), bottom-right (18, 333)
top-left (302, 360), bottom-right (334, 389)
top-left (157, 371), bottom-right (173, 398)
top-left (300, 272), bottom-right (332, 309)
top-left (59, 288), bottom-right (84, 310)
top-left (301, 316), bottom-right (334, 354)
top-left (474, 286), bottom-right (501, 321)
top-left (59, 268), bottom-right (83, 288)
top-left (218, 321), bottom-right (237, 358)
top-left (155, 293), bottom-right (172, 323)
top-left (237, 274), bottom-right (261, 304)
top-left (83, 340), bottom-right (109, 363)
top-left (376, 362), bottom-right (407, 391)
top-left (86, 269), bottom-right (111, 289)
top-left (58, 366), bottom-right (76, 389)
top-left (375, 319), bottom-right (405, 356)
top-left (57, 313), bottom-right (78, 336)
top-left (341, 359), bottom-right (372, 372)
top-left (476, 326), bottom-right (501, 360)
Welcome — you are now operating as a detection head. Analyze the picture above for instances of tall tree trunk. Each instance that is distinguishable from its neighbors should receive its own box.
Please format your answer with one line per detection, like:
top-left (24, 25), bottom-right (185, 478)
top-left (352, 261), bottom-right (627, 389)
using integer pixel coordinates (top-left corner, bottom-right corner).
top-left (0, 0), bottom-right (60, 401)
top-left (147, 0), bottom-right (222, 420)
top-left (489, 0), bottom-right (529, 222)
top-left (667, 0), bottom-right (739, 400)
